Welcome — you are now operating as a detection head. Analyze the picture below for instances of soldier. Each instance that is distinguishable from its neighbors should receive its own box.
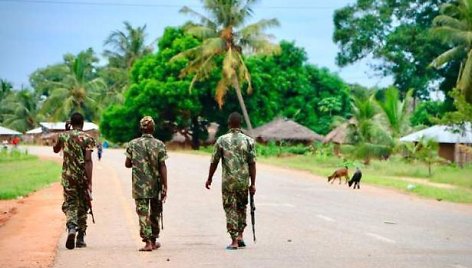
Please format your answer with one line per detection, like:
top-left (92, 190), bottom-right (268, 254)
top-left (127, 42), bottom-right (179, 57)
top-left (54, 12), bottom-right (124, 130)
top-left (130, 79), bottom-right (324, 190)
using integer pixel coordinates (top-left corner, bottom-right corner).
top-left (53, 112), bottom-right (96, 250)
top-left (205, 112), bottom-right (257, 250)
top-left (125, 116), bottom-right (168, 251)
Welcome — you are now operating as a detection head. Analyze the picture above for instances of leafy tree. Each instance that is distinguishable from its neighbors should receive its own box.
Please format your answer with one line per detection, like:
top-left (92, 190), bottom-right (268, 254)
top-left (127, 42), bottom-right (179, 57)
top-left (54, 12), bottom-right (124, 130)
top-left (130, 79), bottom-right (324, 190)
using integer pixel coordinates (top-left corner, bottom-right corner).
top-left (410, 100), bottom-right (444, 126)
top-left (101, 28), bottom-right (353, 145)
top-left (399, 137), bottom-right (441, 176)
top-left (333, 0), bottom-right (451, 99)
top-left (243, 41), bottom-right (351, 135)
top-left (101, 27), bottom-right (206, 144)
top-left (41, 49), bottom-right (106, 121)
top-left (429, 0), bottom-right (472, 104)
top-left (439, 88), bottom-right (472, 124)
top-left (174, 0), bottom-right (280, 133)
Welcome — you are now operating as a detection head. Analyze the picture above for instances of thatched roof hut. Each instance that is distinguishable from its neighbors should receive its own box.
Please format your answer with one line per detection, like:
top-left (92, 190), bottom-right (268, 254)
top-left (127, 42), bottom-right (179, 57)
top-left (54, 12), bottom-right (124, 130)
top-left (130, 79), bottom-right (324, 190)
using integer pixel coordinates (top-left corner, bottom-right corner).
top-left (323, 118), bottom-right (356, 144)
top-left (252, 118), bottom-right (324, 144)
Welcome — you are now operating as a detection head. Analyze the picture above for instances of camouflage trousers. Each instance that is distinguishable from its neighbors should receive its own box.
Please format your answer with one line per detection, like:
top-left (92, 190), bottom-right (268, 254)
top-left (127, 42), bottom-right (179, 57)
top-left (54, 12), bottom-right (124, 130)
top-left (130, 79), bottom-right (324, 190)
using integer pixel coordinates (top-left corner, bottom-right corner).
top-left (135, 198), bottom-right (161, 242)
top-left (62, 184), bottom-right (88, 232)
top-left (222, 190), bottom-right (248, 239)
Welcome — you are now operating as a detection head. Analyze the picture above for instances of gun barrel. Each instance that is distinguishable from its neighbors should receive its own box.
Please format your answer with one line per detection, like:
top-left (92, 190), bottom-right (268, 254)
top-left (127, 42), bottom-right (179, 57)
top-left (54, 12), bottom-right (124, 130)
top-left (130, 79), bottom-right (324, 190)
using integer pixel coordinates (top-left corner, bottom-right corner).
top-left (250, 193), bottom-right (256, 242)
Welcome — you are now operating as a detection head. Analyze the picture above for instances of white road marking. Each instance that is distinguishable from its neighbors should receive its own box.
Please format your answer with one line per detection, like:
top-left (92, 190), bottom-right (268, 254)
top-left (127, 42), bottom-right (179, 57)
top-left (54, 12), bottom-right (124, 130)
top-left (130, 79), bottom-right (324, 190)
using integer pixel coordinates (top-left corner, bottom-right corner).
top-left (365, 232), bottom-right (396, 244)
top-left (452, 264), bottom-right (468, 268)
top-left (317, 214), bottom-right (335, 222)
top-left (257, 203), bottom-right (295, 208)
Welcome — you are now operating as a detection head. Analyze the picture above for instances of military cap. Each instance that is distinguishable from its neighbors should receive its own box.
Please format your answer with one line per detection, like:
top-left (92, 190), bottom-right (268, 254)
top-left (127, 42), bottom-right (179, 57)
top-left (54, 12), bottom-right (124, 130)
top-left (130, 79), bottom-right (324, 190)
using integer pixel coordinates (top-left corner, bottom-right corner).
top-left (140, 116), bottom-right (155, 129)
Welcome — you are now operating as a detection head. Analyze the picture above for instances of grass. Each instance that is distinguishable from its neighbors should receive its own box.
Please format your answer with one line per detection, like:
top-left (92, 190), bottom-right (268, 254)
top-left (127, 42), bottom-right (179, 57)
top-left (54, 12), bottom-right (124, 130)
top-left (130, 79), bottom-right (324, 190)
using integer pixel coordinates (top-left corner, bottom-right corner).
top-left (259, 154), bottom-right (472, 204)
top-left (0, 149), bottom-right (61, 199)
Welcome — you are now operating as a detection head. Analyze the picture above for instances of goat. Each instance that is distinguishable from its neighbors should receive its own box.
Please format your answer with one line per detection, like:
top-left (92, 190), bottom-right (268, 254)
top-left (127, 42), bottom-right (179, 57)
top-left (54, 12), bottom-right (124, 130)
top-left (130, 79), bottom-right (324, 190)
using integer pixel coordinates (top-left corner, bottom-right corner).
top-left (327, 166), bottom-right (349, 184)
top-left (348, 167), bottom-right (362, 189)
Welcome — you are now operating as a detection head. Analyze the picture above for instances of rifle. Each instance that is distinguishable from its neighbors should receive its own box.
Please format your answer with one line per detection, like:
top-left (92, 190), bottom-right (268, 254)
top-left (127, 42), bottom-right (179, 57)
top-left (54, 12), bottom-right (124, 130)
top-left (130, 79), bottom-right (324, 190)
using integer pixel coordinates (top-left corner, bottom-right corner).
top-left (159, 199), bottom-right (164, 230)
top-left (85, 188), bottom-right (95, 224)
top-left (250, 193), bottom-right (256, 243)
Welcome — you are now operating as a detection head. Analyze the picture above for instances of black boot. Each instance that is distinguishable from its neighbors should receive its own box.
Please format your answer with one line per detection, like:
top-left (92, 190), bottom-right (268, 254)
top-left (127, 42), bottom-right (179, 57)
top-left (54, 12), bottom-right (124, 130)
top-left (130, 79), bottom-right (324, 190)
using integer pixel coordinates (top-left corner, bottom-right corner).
top-left (76, 231), bottom-right (87, 248)
top-left (66, 227), bottom-right (77, 250)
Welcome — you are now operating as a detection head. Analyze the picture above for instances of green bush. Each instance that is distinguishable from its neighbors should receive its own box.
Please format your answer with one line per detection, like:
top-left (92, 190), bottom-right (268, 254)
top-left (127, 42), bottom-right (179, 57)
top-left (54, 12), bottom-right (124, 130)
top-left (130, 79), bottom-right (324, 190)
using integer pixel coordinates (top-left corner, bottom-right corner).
top-left (256, 141), bottom-right (310, 157)
top-left (0, 148), bottom-right (35, 162)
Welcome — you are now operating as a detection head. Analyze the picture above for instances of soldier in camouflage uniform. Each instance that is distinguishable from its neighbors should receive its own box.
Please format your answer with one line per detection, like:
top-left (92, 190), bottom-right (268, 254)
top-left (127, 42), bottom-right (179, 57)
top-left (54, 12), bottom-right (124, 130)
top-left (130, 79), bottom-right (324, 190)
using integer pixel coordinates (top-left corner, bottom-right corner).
top-left (206, 112), bottom-right (257, 250)
top-left (53, 112), bottom-right (96, 250)
top-left (125, 116), bottom-right (168, 252)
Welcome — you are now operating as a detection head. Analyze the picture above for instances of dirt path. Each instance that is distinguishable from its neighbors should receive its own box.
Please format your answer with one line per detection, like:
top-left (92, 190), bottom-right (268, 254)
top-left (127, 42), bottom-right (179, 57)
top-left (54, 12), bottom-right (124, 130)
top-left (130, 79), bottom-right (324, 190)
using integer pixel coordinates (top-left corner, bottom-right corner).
top-left (0, 182), bottom-right (63, 268)
top-left (0, 154), bottom-right (64, 268)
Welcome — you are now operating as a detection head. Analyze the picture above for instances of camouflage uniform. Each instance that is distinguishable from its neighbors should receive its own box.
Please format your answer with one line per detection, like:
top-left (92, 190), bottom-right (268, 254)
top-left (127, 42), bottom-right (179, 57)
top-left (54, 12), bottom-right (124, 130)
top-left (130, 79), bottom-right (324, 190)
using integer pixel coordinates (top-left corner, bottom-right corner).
top-left (59, 129), bottom-right (96, 232)
top-left (125, 119), bottom-right (168, 242)
top-left (211, 128), bottom-right (256, 239)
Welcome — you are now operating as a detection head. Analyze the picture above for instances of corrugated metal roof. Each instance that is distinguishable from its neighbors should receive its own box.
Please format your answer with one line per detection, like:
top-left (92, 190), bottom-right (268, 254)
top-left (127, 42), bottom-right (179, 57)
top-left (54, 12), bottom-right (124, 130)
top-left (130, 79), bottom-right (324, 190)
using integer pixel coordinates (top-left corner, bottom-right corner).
top-left (39, 122), bottom-right (99, 131)
top-left (400, 123), bottom-right (472, 144)
top-left (26, 127), bottom-right (42, 134)
top-left (0, 126), bottom-right (22, 135)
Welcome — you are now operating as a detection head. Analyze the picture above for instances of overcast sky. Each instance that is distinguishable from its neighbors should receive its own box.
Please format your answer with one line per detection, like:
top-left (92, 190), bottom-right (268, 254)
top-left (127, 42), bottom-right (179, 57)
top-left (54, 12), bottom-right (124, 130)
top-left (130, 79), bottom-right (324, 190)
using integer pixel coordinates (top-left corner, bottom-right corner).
top-left (0, 0), bottom-right (391, 89)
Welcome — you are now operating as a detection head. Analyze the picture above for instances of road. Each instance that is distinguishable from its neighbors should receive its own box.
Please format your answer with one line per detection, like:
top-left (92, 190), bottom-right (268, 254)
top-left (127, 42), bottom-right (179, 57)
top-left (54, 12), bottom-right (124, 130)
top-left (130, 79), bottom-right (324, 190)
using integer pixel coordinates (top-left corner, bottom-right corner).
top-left (27, 146), bottom-right (472, 268)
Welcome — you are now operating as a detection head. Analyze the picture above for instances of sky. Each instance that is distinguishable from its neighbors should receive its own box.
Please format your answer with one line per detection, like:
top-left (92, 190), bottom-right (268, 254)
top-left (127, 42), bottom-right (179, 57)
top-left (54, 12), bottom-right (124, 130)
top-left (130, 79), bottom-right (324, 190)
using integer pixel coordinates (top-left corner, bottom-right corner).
top-left (0, 0), bottom-right (391, 89)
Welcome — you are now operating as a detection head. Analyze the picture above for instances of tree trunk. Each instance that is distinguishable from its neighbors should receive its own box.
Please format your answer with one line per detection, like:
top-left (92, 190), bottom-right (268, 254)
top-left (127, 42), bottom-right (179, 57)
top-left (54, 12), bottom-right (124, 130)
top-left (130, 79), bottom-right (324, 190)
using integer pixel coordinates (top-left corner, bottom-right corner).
top-left (428, 161), bottom-right (432, 177)
top-left (233, 80), bottom-right (254, 136)
top-left (191, 116), bottom-right (200, 150)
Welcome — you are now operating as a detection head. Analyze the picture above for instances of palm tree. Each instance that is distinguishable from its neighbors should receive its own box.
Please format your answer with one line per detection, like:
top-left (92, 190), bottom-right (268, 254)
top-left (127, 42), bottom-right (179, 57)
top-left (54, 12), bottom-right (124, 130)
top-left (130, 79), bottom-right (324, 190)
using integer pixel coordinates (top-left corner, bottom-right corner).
top-left (104, 21), bottom-right (152, 69)
top-left (0, 79), bottom-right (13, 100)
top-left (173, 0), bottom-right (280, 133)
top-left (430, 0), bottom-right (472, 104)
top-left (41, 50), bottom-right (106, 121)
top-left (376, 87), bottom-right (412, 138)
top-left (348, 94), bottom-right (393, 164)
top-left (103, 21), bottom-right (152, 103)
top-left (349, 95), bottom-right (379, 144)
top-left (0, 79), bottom-right (13, 124)
top-left (2, 89), bottom-right (42, 132)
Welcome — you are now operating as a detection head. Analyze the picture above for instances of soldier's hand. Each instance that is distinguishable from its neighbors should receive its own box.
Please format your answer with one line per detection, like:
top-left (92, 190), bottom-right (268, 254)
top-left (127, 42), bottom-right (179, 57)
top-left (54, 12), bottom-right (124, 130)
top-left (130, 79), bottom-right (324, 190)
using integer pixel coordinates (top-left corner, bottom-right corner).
top-left (65, 120), bottom-right (71, 131)
top-left (161, 186), bottom-right (167, 203)
top-left (249, 185), bottom-right (256, 195)
top-left (205, 179), bottom-right (212, 190)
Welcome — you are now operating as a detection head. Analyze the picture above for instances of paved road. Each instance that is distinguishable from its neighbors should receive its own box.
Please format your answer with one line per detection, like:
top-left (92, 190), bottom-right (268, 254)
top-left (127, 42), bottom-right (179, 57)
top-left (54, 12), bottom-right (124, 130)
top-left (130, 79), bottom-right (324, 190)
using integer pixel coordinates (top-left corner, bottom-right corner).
top-left (28, 146), bottom-right (472, 268)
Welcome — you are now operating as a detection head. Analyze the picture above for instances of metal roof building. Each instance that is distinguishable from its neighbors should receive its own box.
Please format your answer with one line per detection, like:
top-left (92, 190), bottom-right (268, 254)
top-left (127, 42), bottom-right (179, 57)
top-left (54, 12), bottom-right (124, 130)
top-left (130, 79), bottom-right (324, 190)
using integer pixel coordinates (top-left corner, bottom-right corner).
top-left (0, 126), bottom-right (21, 136)
top-left (400, 124), bottom-right (472, 144)
top-left (400, 123), bottom-right (472, 163)
top-left (39, 122), bottom-right (99, 132)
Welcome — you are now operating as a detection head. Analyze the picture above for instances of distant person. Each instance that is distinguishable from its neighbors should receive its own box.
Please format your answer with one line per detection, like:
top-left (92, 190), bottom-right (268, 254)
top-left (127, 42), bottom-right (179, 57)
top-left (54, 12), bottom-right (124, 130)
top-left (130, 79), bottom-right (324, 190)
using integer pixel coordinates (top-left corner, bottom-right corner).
top-left (125, 116), bottom-right (168, 251)
top-left (97, 143), bottom-right (103, 161)
top-left (205, 112), bottom-right (257, 250)
top-left (12, 136), bottom-right (20, 148)
top-left (2, 140), bottom-right (7, 150)
top-left (53, 112), bottom-right (96, 250)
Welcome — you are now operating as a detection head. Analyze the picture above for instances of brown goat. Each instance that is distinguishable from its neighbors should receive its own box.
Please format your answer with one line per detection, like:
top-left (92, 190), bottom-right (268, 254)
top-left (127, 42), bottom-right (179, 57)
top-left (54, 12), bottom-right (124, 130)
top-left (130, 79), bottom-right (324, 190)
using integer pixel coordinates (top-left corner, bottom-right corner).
top-left (327, 166), bottom-right (349, 184)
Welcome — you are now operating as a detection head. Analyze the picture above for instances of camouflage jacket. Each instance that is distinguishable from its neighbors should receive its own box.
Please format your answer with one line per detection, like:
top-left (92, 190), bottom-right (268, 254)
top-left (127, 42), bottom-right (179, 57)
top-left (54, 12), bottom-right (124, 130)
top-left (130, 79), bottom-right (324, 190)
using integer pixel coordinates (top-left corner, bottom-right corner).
top-left (211, 128), bottom-right (256, 192)
top-left (59, 129), bottom-right (96, 186)
top-left (125, 134), bottom-right (168, 199)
